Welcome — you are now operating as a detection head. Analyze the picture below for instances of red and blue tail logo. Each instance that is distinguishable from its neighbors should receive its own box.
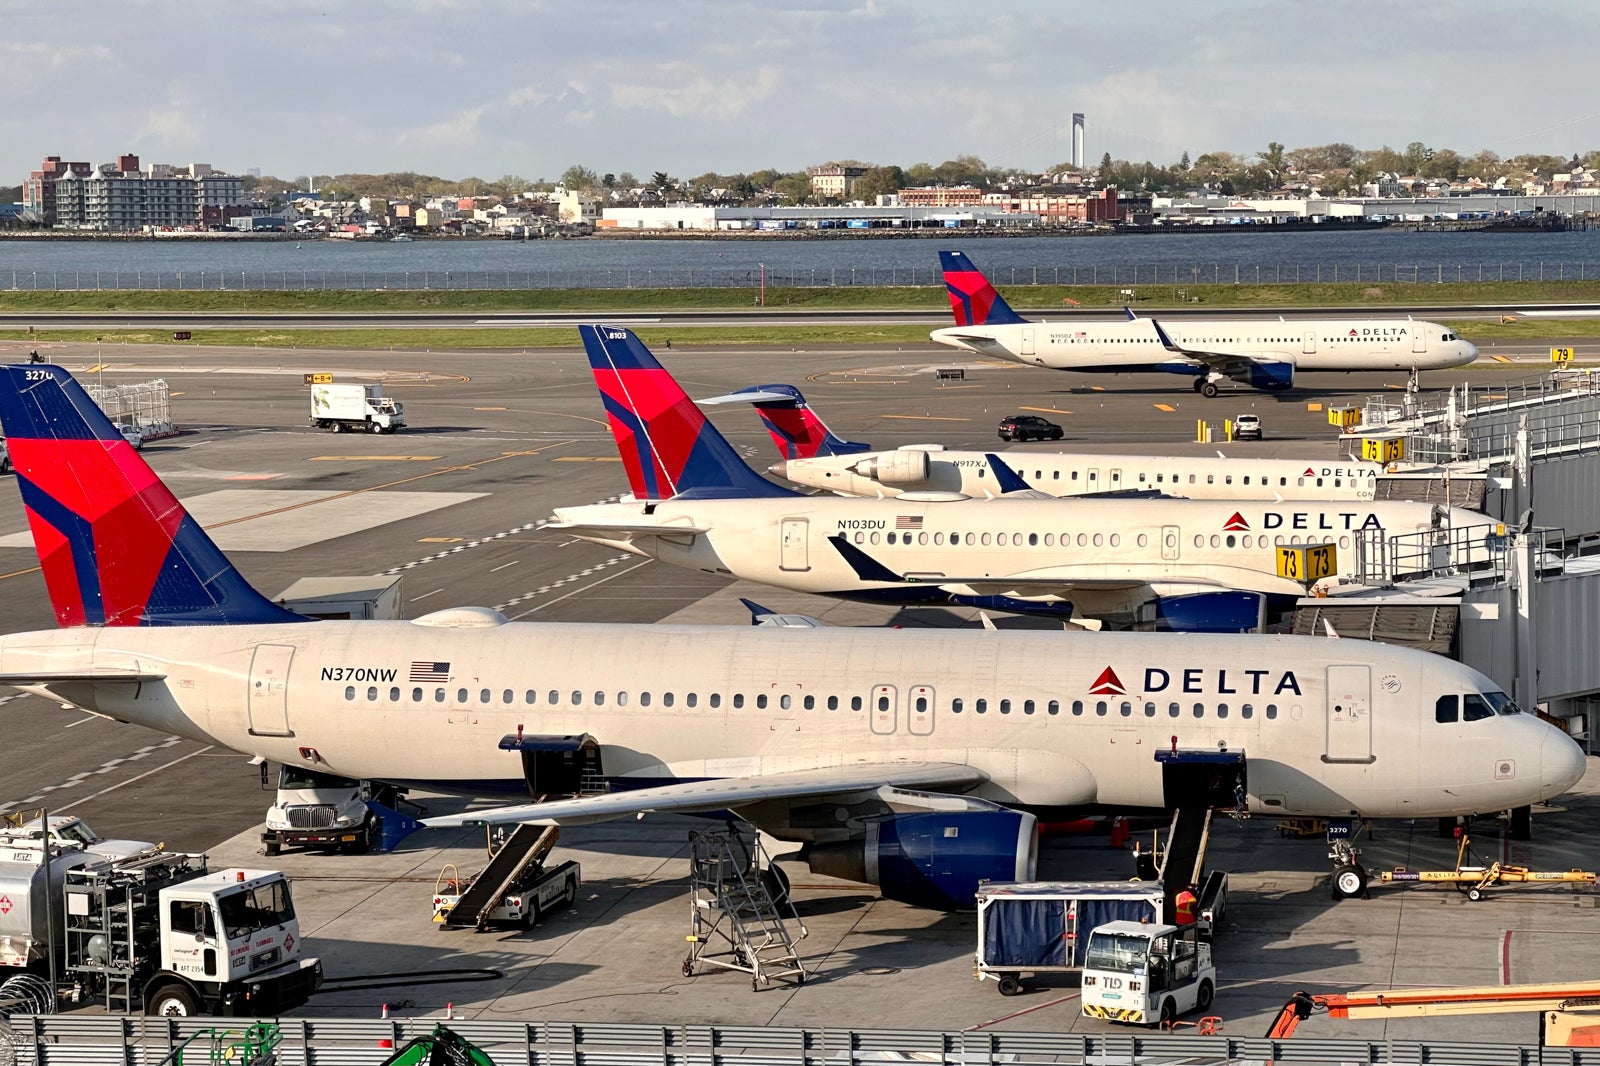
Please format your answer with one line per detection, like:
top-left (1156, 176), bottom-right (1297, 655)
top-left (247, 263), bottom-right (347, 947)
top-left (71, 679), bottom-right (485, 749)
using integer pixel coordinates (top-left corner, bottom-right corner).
top-left (726, 385), bottom-right (870, 459)
top-left (940, 250), bottom-right (1027, 327)
top-left (0, 365), bottom-right (305, 627)
top-left (580, 327), bottom-right (795, 500)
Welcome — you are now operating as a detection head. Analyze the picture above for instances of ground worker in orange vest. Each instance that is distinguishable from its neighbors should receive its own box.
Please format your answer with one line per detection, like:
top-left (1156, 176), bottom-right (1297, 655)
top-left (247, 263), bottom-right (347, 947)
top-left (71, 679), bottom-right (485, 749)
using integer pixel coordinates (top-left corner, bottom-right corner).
top-left (1174, 884), bottom-right (1198, 926)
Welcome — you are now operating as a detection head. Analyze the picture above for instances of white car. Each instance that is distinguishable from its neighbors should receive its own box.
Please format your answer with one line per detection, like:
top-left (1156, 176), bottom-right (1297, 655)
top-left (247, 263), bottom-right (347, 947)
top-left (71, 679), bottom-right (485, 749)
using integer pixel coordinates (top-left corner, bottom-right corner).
top-left (113, 423), bottom-right (145, 449)
top-left (1233, 414), bottom-right (1262, 441)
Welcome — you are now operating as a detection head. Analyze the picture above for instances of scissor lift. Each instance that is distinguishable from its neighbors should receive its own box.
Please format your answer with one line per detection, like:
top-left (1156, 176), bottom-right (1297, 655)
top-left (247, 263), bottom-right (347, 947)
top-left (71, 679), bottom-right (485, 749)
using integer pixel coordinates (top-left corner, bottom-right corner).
top-left (683, 828), bottom-right (807, 990)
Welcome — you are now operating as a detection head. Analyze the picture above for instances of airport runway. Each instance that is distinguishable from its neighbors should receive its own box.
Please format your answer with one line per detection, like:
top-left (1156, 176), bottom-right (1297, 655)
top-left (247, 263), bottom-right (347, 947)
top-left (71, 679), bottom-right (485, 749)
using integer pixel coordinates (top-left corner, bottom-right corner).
top-left (0, 336), bottom-right (1594, 1035)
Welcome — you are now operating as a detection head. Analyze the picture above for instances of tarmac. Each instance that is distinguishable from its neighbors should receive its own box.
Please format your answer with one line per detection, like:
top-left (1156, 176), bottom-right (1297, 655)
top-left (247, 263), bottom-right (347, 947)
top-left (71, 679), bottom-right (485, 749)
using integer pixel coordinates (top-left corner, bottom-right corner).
top-left (0, 333), bottom-right (1594, 1041)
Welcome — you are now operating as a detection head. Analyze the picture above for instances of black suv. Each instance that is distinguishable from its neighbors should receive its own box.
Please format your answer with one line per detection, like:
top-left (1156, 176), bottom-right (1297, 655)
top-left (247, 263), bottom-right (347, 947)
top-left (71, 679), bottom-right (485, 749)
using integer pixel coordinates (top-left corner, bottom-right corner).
top-left (997, 415), bottom-right (1063, 442)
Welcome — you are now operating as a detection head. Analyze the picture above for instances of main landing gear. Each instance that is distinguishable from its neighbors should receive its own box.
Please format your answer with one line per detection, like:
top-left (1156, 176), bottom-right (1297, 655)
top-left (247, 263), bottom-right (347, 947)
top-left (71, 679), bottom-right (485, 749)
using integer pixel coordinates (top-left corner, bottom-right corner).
top-left (1192, 377), bottom-right (1222, 398)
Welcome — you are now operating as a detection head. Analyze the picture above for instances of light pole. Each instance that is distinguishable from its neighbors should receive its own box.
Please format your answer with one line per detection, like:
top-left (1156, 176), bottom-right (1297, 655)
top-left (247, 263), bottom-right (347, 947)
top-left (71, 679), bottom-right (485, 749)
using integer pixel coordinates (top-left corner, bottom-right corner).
top-left (759, 263), bottom-right (766, 307)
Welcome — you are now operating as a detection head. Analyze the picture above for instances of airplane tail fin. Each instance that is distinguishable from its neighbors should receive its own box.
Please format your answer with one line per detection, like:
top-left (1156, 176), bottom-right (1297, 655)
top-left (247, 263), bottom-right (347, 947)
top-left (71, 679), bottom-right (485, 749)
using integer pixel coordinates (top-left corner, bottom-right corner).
top-left (940, 251), bottom-right (1027, 327)
top-left (580, 326), bottom-right (794, 499)
top-left (701, 384), bottom-right (871, 459)
top-left (0, 364), bottom-right (306, 627)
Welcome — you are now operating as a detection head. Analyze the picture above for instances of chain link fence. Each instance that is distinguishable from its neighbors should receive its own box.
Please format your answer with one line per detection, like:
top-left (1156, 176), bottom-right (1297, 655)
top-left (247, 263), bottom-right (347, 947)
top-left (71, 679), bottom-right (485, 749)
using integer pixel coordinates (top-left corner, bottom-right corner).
top-left (3, 261), bottom-right (1599, 291)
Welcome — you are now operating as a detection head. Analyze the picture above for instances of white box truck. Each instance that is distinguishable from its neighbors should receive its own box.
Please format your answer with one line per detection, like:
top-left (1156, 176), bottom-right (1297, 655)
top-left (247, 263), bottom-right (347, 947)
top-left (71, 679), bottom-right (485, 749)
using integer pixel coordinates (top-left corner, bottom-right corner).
top-left (310, 382), bottom-right (404, 434)
top-left (0, 837), bottom-right (321, 1015)
top-left (262, 766), bottom-right (406, 856)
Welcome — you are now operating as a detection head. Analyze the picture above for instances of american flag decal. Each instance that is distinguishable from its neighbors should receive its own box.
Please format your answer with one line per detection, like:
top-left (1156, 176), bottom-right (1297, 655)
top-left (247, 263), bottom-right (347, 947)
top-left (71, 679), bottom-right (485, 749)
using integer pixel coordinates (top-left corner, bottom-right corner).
top-left (896, 515), bottom-right (923, 530)
top-left (409, 661), bottom-right (451, 682)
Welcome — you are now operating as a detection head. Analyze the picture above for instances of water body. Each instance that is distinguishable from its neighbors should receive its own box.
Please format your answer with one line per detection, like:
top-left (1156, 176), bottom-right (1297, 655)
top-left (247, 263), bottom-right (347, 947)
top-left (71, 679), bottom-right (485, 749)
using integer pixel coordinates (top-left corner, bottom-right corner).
top-left (0, 229), bottom-right (1597, 290)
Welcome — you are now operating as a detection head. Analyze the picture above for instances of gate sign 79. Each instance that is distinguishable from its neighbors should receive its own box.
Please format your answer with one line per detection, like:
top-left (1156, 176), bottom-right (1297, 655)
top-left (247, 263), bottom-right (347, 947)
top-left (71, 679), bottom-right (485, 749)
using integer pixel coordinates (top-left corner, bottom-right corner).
top-left (1277, 543), bottom-right (1336, 582)
top-left (1552, 347), bottom-right (1575, 364)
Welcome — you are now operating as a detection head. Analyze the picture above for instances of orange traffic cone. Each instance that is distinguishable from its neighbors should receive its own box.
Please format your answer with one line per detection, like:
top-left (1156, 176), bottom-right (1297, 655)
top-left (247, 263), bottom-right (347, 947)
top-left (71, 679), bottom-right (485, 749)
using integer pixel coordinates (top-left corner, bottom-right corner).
top-left (378, 1003), bottom-right (393, 1049)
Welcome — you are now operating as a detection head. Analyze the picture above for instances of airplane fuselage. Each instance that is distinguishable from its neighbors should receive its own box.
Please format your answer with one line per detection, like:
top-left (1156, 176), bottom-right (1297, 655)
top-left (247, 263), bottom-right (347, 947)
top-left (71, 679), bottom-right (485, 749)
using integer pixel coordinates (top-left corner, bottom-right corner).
top-left (555, 495), bottom-right (1490, 617)
top-left (930, 317), bottom-right (1477, 378)
top-left (1, 621), bottom-right (1580, 827)
top-left (776, 449), bottom-right (1386, 501)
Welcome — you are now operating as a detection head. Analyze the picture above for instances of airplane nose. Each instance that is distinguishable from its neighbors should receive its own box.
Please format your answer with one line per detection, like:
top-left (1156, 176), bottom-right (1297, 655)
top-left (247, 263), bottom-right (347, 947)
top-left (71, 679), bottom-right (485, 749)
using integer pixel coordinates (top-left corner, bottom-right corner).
top-left (1541, 728), bottom-right (1589, 796)
top-left (767, 461), bottom-right (789, 479)
top-left (1462, 340), bottom-right (1480, 362)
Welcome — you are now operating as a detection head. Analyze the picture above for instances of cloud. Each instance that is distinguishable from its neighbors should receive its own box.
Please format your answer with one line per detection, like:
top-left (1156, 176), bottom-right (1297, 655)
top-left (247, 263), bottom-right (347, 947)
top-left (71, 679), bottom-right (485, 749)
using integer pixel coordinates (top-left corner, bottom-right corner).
top-left (606, 63), bottom-right (780, 122)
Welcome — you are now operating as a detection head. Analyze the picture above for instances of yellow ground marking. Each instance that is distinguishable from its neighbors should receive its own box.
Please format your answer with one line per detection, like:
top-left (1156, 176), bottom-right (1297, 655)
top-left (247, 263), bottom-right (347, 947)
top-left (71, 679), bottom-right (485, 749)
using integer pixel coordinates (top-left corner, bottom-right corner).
top-left (552, 456), bottom-right (623, 462)
top-left (1483, 394), bottom-right (1508, 400)
top-left (83, 364), bottom-right (108, 373)
top-left (883, 414), bottom-right (971, 422)
top-left (171, 392), bottom-right (186, 397)
top-left (1089, 386), bottom-right (1107, 391)
top-left (1154, 403), bottom-right (1177, 412)
top-left (0, 437), bottom-right (581, 584)
top-left (1306, 403), bottom-right (1323, 412)
top-left (473, 406), bottom-right (508, 411)
top-left (307, 455), bottom-right (443, 461)
top-left (1020, 405), bottom-right (1072, 415)
top-left (418, 537), bottom-right (465, 543)
top-left (1492, 355), bottom-right (1513, 363)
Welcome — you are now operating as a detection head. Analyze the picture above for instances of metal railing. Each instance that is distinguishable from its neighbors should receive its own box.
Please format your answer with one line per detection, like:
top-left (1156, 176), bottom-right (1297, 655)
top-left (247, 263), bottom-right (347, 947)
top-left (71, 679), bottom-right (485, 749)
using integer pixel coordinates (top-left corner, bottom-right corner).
top-left (3, 260), bottom-right (1600, 292)
top-left (1358, 374), bottom-right (1600, 466)
top-left (4, 1015), bottom-right (1596, 1066)
top-left (1353, 522), bottom-right (1565, 586)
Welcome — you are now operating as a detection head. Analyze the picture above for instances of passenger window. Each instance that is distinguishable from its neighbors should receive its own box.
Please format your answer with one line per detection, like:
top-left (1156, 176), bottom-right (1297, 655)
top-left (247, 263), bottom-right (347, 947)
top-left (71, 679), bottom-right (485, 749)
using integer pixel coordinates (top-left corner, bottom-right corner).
top-left (827, 695), bottom-right (839, 710)
top-left (412, 687), bottom-right (423, 702)
top-left (952, 698), bottom-right (964, 714)
top-left (781, 694), bottom-right (792, 710)
top-left (435, 688), bottom-right (447, 703)
top-left (390, 687), bottom-right (400, 702)
top-left (617, 692), bottom-right (629, 707)
top-left (996, 533), bottom-right (1008, 547)
top-left (685, 693), bottom-right (697, 708)
top-left (1217, 703), bottom-right (1229, 719)
top-left (1169, 702), bottom-right (1180, 718)
top-left (1072, 700), bottom-right (1083, 716)
top-left (753, 694), bottom-right (764, 709)
top-left (999, 699), bottom-right (1011, 714)
top-left (458, 688), bottom-right (470, 703)
top-left (1144, 702), bottom-right (1156, 717)
top-left (1095, 701), bottom-right (1107, 716)
top-left (641, 692), bottom-right (652, 707)
top-left (345, 686), bottom-right (355, 701)
top-left (1241, 703), bottom-right (1253, 719)
top-left (524, 689), bottom-right (536, 704)
top-left (479, 689), bottom-right (490, 704)
top-left (976, 698), bottom-right (988, 714)
top-left (1193, 703), bottom-right (1204, 718)
top-left (592, 691), bottom-right (604, 706)
top-left (665, 692), bottom-right (676, 707)
top-left (1029, 533), bottom-right (1039, 546)
top-left (1464, 694), bottom-right (1494, 722)
top-left (548, 690), bottom-right (558, 704)
top-left (1436, 695), bottom-right (1459, 723)
top-left (1048, 700), bottom-right (1060, 715)
top-left (1265, 704), bottom-right (1278, 720)
top-left (851, 696), bottom-right (863, 711)
top-left (1120, 701), bottom-right (1131, 717)
top-left (711, 694), bottom-right (722, 708)
top-left (1023, 699), bottom-right (1035, 715)
top-left (502, 689), bottom-right (514, 704)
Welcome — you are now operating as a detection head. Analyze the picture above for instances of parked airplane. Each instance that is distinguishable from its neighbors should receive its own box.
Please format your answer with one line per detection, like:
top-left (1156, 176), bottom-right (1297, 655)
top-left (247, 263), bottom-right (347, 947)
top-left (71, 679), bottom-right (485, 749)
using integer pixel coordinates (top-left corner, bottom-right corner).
top-left (0, 364), bottom-right (1583, 909)
top-left (559, 326), bottom-right (1485, 629)
top-left (931, 251), bottom-right (1479, 396)
top-left (703, 382), bottom-right (1386, 501)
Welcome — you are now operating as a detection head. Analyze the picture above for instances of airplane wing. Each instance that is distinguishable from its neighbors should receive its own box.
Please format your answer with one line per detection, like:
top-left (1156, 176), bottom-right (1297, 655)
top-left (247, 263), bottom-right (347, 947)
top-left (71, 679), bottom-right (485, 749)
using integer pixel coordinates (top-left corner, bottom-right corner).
top-left (1150, 318), bottom-right (1294, 385)
top-left (0, 669), bottom-right (168, 685)
top-left (548, 519), bottom-right (709, 538)
top-left (422, 761), bottom-right (989, 828)
top-left (740, 597), bottom-right (829, 628)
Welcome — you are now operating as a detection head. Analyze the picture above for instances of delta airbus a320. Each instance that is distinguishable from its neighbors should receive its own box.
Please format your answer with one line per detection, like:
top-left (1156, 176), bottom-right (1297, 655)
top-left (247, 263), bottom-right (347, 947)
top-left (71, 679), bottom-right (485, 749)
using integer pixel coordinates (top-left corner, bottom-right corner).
top-left (931, 251), bottom-right (1478, 396)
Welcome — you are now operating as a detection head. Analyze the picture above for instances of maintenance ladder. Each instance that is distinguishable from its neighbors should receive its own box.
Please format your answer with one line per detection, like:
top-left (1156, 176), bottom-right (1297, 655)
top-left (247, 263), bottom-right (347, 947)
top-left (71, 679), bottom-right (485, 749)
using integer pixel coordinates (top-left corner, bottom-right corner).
top-left (684, 829), bottom-right (807, 990)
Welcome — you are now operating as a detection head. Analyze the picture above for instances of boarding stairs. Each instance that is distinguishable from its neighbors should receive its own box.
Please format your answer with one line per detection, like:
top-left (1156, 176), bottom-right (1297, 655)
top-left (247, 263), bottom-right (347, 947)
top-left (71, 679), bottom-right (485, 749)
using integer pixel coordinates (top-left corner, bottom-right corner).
top-left (683, 828), bottom-right (808, 989)
top-left (438, 824), bottom-right (558, 930)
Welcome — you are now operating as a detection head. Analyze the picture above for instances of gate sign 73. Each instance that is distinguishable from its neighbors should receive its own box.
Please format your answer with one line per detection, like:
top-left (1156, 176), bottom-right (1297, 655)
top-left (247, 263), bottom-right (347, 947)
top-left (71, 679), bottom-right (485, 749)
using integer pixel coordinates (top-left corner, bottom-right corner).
top-left (1277, 543), bottom-right (1336, 582)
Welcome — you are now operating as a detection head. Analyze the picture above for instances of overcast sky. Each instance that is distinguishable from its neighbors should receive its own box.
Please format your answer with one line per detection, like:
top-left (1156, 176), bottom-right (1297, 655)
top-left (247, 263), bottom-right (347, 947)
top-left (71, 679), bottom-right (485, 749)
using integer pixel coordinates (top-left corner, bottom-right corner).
top-left (7, 0), bottom-right (1599, 186)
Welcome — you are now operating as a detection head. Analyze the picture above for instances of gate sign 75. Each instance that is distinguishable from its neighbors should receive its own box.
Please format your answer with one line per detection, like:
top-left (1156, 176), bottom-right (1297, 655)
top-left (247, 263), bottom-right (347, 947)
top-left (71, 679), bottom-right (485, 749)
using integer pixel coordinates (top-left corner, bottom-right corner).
top-left (1277, 543), bottom-right (1336, 582)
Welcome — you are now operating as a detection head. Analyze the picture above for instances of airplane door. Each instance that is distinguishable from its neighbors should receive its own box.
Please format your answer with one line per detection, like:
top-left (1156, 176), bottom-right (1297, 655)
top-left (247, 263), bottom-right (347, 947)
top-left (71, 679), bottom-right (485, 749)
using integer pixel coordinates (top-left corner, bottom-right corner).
top-left (1021, 329), bottom-right (1035, 356)
top-left (247, 645), bottom-right (296, 737)
top-left (1412, 328), bottom-right (1428, 355)
top-left (908, 685), bottom-right (934, 736)
top-left (871, 684), bottom-right (898, 735)
top-left (779, 517), bottom-right (810, 572)
top-left (1161, 525), bottom-right (1181, 561)
top-left (1302, 331), bottom-right (1316, 354)
top-left (1325, 664), bottom-right (1373, 763)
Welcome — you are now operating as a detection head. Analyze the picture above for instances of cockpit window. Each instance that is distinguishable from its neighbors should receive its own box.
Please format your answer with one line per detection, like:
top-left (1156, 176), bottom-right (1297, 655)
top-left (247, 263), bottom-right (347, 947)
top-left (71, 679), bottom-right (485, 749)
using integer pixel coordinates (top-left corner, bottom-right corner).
top-left (1435, 695), bottom-right (1458, 724)
top-left (1463, 694), bottom-right (1495, 722)
top-left (1443, 332), bottom-right (1455, 341)
top-left (1484, 690), bottom-right (1520, 715)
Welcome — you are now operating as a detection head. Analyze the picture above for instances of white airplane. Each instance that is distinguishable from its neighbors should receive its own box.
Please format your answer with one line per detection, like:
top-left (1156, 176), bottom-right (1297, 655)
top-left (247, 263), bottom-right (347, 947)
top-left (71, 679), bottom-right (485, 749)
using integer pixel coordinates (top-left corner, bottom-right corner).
top-left (701, 382), bottom-right (1385, 501)
top-left (931, 251), bottom-right (1479, 396)
top-left (557, 326), bottom-right (1487, 630)
top-left (0, 363), bottom-right (1583, 908)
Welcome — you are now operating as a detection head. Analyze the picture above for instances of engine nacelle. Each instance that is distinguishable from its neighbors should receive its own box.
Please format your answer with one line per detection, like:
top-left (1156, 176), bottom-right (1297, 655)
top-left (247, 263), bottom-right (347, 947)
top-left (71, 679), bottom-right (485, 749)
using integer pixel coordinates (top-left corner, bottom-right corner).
top-left (807, 809), bottom-right (1038, 910)
top-left (1152, 591), bottom-right (1268, 632)
top-left (850, 448), bottom-right (931, 487)
top-left (1247, 360), bottom-right (1295, 390)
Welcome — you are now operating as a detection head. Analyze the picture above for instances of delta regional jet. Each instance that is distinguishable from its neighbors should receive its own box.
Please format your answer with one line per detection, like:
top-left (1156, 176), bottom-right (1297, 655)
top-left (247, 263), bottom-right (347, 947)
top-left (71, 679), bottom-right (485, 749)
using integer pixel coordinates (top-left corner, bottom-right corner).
top-left (0, 364), bottom-right (1582, 909)
top-left (931, 251), bottom-right (1479, 396)
top-left (702, 382), bottom-right (1386, 501)
top-left (556, 326), bottom-right (1486, 631)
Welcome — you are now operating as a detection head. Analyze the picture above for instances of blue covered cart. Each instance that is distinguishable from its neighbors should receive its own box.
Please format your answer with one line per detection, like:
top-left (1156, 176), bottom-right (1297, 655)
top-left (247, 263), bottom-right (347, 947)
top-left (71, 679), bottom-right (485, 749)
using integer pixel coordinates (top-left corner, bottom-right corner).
top-left (975, 881), bottom-right (1165, 996)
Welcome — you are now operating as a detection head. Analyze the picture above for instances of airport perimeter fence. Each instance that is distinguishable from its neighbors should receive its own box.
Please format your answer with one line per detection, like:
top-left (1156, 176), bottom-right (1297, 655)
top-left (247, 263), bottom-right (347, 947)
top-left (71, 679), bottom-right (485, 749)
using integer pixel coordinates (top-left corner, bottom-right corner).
top-left (4, 260), bottom-right (1600, 292)
top-left (3, 1015), bottom-right (1594, 1066)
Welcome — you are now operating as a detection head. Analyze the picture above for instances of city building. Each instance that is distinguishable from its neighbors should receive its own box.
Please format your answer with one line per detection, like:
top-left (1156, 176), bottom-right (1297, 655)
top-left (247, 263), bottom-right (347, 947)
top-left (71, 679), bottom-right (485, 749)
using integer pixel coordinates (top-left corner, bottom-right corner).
top-left (809, 165), bottom-right (869, 200)
top-left (898, 186), bottom-right (984, 207)
top-left (24, 155), bottom-right (93, 225)
top-left (21, 153), bottom-right (247, 231)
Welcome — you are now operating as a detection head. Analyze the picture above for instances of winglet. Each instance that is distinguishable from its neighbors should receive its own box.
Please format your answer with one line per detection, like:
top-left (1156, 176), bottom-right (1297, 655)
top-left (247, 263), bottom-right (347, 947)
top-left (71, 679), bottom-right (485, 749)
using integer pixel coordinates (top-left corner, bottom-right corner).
top-left (1150, 318), bottom-right (1182, 353)
top-left (940, 251), bottom-right (1027, 327)
top-left (701, 383), bottom-right (871, 459)
top-left (826, 535), bottom-right (905, 584)
top-left (580, 326), bottom-right (796, 500)
top-left (0, 364), bottom-right (306, 627)
top-left (1125, 306), bottom-right (1139, 321)
top-left (984, 452), bottom-right (1034, 495)
top-left (740, 597), bottom-right (776, 625)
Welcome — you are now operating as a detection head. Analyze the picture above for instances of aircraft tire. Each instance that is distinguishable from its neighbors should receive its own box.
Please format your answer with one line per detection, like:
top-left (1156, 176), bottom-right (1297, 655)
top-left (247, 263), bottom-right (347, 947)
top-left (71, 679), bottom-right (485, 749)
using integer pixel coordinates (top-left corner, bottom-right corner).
top-left (1331, 863), bottom-right (1367, 899)
top-left (1192, 378), bottom-right (1205, 393)
top-left (1201, 381), bottom-right (1220, 398)
top-left (1510, 805), bottom-right (1532, 841)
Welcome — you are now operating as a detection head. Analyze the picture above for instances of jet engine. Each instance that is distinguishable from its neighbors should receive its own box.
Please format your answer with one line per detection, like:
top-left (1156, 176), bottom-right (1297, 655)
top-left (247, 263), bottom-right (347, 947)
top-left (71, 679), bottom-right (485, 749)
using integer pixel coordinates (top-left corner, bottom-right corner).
top-left (806, 809), bottom-right (1038, 910)
top-left (849, 449), bottom-right (931, 487)
top-left (1247, 360), bottom-right (1295, 390)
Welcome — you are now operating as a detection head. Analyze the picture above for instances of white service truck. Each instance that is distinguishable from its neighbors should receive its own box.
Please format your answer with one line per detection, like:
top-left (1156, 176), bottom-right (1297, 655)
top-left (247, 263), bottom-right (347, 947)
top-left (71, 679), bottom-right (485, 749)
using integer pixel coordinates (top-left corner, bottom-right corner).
top-left (1080, 920), bottom-right (1216, 1028)
top-left (263, 766), bottom-right (404, 855)
top-left (310, 382), bottom-right (404, 434)
top-left (0, 834), bottom-right (322, 1016)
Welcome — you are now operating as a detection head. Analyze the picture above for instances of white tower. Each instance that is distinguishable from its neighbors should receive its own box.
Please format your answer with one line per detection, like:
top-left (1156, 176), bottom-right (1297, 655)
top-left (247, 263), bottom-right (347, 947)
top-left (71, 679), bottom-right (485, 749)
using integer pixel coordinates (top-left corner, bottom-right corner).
top-left (1071, 113), bottom-right (1085, 170)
